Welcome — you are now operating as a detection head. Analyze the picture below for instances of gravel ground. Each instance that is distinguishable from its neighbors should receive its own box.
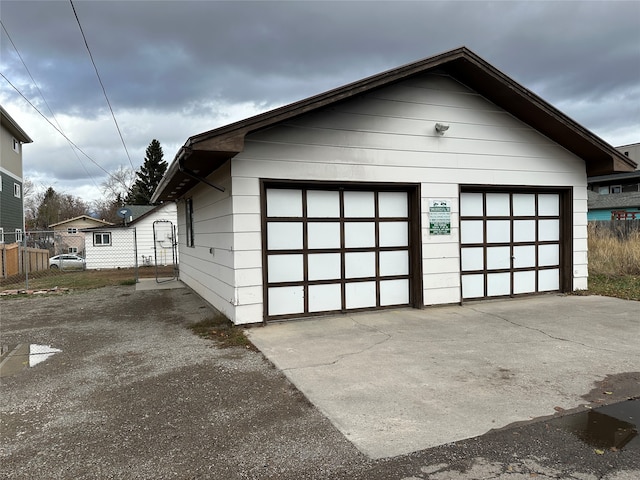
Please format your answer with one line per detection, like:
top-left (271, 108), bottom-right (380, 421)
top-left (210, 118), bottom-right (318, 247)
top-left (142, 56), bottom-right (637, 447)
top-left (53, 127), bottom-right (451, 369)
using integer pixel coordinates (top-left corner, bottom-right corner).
top-left (1, 286), bottom-right (638, 479)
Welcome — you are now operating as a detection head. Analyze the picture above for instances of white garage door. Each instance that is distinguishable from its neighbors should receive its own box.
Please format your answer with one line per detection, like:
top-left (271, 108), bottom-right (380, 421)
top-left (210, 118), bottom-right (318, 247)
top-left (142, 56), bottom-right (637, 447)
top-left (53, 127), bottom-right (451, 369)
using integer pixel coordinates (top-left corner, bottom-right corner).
top-left (460, 190), bottom-right (564, 299)
top-left (264, 186), bottom-right (413, 319)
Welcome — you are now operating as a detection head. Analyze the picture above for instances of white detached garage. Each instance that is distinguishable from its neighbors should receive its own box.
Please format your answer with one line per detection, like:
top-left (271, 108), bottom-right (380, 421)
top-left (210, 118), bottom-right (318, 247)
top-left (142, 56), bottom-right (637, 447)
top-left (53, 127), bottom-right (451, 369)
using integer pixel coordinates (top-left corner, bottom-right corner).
top-left (152, 47), bottom-right (636, 325)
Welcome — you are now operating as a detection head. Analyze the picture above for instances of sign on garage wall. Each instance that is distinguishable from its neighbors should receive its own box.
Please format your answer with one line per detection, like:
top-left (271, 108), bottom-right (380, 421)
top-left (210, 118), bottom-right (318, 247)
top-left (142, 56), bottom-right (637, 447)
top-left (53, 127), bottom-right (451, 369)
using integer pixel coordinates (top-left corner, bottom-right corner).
top-left (429, 199), bottom-right (451, 235)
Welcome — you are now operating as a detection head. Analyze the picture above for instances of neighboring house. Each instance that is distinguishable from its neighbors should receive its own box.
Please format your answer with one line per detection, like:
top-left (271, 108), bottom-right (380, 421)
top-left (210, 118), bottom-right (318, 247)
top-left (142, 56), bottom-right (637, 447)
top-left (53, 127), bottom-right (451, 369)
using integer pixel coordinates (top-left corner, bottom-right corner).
top-left (151, 47), bottom-right (637, 325)
top-left (586, 143), bottom-right (640, 220)
top-left (49, 215), bottom-right (113, 256)
top-left (587, 191), bottom-right (640, 220)
top-left (83, 202), bottom-right (177, 269)
top-left (1, 105), bottom-right (32, 244)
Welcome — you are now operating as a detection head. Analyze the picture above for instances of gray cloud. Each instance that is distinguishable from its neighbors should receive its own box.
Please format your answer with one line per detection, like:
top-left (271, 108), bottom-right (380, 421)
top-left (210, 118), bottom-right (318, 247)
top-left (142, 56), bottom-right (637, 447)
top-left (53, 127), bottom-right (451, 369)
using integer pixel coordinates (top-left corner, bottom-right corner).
top-left (1, 0), bottom-right (638, 202)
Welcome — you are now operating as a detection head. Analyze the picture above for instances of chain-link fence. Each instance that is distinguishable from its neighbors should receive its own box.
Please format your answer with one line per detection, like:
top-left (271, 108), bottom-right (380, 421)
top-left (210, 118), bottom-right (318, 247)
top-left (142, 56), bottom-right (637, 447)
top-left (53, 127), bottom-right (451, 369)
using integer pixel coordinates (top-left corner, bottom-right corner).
top-left (0, 229), bottom-right (128, 292)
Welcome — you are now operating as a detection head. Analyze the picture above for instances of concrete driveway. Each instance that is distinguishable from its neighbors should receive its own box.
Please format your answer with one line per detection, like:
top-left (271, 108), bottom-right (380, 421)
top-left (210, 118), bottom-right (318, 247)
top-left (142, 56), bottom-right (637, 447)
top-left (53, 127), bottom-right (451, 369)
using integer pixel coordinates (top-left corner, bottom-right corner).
top-left (247, 294), bottom-right (640, 459)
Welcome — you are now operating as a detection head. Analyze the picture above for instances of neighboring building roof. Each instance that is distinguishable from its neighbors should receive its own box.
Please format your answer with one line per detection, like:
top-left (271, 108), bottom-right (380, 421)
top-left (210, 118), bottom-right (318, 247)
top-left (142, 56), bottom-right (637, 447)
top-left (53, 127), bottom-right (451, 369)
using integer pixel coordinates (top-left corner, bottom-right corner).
top-left (588, 190), bottom-right (640, 210)
top-left (48, 215), bottom-right (113, 228)
top-left (82, 203), bottom-right (175, 230)
top-left (153, 46), bottom-right (637, 203)
top-left (125, 205), bottom-right (156, 221)
top-left (0, 105), bottom-right (33, 143)
top-left (588, 171), bottom-right (640, 183)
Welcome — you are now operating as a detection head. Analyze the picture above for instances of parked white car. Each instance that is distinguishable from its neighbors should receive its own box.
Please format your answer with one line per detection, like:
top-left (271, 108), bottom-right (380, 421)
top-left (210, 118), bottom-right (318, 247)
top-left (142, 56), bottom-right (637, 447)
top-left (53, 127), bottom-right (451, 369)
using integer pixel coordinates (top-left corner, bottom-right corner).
top-left (49, 254), bottom-right (86, 270)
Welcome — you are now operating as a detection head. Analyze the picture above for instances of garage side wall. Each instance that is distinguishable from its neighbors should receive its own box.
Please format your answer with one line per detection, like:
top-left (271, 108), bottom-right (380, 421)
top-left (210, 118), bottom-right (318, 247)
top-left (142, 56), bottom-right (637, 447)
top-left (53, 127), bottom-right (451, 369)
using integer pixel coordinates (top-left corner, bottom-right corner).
top-left (176, 162), bottom-right (237, 322)
top-left (228, 73), bottom-right (587, 323)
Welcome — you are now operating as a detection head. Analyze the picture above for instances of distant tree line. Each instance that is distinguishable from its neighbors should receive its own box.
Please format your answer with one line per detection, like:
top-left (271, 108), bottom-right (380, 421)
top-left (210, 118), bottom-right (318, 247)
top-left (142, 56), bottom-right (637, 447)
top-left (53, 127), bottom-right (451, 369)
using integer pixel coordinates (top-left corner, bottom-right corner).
top-left (24, 139), bottom-right (169, 230)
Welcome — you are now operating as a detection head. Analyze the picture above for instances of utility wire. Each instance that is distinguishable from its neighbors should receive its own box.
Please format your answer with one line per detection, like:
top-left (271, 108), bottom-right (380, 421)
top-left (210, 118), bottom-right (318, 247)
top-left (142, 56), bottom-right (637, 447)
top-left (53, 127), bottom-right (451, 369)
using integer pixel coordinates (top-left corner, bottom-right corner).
top-left (0, 20), bottom-right (101, 190)
top-left (69, 0), bottom-right (136, 171)
top-left (1, 72), bottom-right (113, 177)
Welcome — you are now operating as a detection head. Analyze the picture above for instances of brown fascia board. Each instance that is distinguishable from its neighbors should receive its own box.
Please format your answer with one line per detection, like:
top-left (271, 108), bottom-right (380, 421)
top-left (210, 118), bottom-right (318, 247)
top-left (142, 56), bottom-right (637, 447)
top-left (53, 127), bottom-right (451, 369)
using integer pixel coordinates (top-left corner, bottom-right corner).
top-left (154, 47), bottom-right (635, 201)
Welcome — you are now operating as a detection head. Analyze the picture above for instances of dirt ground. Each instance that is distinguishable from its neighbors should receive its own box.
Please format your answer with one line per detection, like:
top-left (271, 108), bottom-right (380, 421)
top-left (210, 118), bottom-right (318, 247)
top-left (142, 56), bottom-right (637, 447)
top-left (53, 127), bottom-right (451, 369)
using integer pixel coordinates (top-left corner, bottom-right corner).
top-left (1, 286), bottom-right (639, 479)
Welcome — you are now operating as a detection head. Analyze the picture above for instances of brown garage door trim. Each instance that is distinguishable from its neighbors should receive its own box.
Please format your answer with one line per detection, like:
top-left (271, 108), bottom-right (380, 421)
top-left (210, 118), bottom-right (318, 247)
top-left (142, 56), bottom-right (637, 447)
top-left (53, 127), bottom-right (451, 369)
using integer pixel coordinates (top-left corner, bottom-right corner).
top-left (260, 179), bottom-right (423, 322)
top-left (459, 185), bottom-right (573, 301)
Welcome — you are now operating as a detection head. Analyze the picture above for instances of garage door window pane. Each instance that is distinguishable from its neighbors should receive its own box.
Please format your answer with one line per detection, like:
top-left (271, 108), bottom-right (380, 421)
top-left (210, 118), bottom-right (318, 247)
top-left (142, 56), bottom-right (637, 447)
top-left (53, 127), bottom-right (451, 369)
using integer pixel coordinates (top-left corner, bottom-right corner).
top-left (345, 251), bottom-right (376, 278)
top-left (512, 194), bottom-right (535, 216)
top-left (461, 247), bottom-right (483, 271)
top-left (379, 221), bottom-right (408, 247)
top-left (513, 245), bottom-right (535, 268)
top-left (307, 190), bottom-right (340, 218)
top-left (345, 281), bottom-right (376, 309)
top-left (487, 272), bottom-right (510, 296)
top-left (538, 194), bottom-right (559, 216)
top-left (538, 220), bottom-right (559, 241)
top-left (345, 222), bottom-right (375, 248)
top-left (486, 246), bottom-right (511, 269)
top-left (379, 192), bottom-right (408, 217)
top-left (308, 222), bottom-right (340, 249)
top-left (380, 279), bottom-right (409, 306)
top-left (538, 244), bottom-right (559, 267)
top-left (513, 220), bottom-right (536, 242)
top-left (538, 269), bottom-right (559, 291)
top-left (308, 284), bottom-right (342, 312)
top-left (462, 274), bottom-right (484, 298)
top-left (268, 223), bottom-right (303, 250)
top-left (267, 189), bottom-right (302, 217)
top-left (344, 191), bottom-right (375, 217)
top-left (460, 220), bottom-right (483, 244)
top-left (308, 253), bottom-right (341, 281)
top-left (460, 192), bottom-right (483, 216)
top-left (268, 254), bottom-right (303, 282)
top-left (380, 250), bottom-right (409, 276)
top-left (486, 220), bottom-right (510, 243)
top-left (513, 271), bottom-right (536, 294)
top-left (486, 193), bottom-right (510, 216)
top-left (268, 286), bottom-right (304, 315)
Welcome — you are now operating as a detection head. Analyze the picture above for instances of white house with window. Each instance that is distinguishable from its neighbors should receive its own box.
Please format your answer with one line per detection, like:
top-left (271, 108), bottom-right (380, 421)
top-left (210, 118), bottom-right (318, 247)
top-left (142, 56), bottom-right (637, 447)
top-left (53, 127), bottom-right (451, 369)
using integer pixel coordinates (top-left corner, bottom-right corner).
top-left (82, 202), bottom-right (178, 270)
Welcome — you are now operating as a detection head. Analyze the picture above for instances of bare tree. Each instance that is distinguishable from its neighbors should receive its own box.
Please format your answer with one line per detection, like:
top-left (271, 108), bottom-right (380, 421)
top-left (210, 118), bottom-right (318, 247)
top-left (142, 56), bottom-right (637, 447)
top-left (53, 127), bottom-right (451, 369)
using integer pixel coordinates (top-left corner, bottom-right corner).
top-left (101, 165), bottom-right (136, 202)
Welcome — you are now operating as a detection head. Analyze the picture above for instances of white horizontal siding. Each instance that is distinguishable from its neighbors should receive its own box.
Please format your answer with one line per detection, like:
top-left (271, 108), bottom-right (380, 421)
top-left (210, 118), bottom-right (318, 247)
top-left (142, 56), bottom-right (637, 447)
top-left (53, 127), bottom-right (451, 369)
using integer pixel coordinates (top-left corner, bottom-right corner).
top-left (84, 229), bottom-right (136, 269)
top-left (133, 203), bottom-right (178, 266)
top-left (176, 163), bottom-right (238, 323)
top-left (189, 72), bottom-right (589, 321)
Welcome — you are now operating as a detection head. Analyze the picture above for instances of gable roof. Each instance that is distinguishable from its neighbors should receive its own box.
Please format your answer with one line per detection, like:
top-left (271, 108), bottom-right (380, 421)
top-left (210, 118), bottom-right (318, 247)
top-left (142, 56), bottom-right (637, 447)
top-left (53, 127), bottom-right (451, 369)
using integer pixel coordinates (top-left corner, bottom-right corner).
top-left (48, 215), bottom-right (112, 228)
top-left (81, 203), bottom-right (175, 230)
top-left (152, 46), bottom-right (637, 203)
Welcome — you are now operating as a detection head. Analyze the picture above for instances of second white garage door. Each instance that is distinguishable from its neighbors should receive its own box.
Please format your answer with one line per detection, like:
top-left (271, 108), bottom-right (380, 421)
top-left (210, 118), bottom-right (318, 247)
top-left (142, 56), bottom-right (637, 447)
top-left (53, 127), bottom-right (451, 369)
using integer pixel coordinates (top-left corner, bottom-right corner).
top-left (264, 186), bottom-right (414, 320)
top-left (460, 189), bottom-right (567, 299)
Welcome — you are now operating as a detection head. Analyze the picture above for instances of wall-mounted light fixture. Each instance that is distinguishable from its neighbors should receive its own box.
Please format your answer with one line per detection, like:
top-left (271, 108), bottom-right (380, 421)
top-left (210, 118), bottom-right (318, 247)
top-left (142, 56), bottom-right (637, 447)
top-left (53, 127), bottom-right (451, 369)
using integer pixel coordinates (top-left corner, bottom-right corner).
top-left (435, 123), bottom-right (450, 135)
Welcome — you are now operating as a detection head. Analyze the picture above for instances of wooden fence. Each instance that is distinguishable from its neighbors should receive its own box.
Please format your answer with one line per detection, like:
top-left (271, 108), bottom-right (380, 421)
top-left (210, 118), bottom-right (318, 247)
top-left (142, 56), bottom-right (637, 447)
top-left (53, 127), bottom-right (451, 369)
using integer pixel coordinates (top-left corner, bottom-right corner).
top-left (1, 243), bottom-right (50, 278)
top-left (589, 219), bottom-right (640, 239)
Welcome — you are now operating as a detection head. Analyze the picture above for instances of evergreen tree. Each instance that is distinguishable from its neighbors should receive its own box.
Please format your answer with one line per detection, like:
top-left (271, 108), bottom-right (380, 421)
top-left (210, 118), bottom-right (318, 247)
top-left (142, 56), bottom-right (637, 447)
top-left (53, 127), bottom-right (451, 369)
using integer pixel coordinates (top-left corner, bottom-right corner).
top-left (127, 139), bottom-right (168, 205)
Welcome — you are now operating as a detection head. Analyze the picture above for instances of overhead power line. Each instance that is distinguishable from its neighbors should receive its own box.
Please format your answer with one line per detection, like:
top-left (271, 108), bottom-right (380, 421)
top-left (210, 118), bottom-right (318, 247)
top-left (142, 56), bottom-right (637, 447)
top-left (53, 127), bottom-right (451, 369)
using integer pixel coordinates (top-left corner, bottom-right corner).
top-left (69, 0), bottom-right (135, 171)
top-left (1, 72), bottom-right (113, 178)
top-left (0, 19), bottom-right (100, 190)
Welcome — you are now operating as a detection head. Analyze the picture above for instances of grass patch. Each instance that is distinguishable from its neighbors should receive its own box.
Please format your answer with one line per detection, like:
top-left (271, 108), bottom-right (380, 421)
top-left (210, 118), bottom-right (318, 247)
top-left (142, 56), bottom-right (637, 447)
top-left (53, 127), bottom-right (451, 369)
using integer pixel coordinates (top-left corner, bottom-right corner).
top-left (573, 224), bottom-right (640, 301)
top-left (0, 266), bottom-right (177, 293)
top-left (189, 314), bottom-right (256, 350)
top-left (577, 273), bottom-right (640, 301)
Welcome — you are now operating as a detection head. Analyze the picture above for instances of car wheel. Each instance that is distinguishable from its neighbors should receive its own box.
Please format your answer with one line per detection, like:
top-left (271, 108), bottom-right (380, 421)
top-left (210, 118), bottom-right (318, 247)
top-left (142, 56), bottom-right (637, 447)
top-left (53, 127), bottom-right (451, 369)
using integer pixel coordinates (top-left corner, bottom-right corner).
top-left (50, 265), bottom-right (59, 269)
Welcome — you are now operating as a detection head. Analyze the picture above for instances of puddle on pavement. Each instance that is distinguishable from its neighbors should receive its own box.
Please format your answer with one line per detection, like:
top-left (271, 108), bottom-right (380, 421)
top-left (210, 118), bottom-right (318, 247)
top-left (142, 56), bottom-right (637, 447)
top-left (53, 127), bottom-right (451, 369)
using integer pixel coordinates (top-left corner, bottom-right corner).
top-left (0, 344), bottom-right (62, 378)
top-left (551, 399), bottom-right (639, 451)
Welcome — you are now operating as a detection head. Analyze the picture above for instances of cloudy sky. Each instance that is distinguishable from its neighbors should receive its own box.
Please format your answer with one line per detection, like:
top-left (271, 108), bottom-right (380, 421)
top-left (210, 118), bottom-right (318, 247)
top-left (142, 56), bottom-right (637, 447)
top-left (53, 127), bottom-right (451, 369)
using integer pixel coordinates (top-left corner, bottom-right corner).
top-left (1, 0), bottom-right (639, 204)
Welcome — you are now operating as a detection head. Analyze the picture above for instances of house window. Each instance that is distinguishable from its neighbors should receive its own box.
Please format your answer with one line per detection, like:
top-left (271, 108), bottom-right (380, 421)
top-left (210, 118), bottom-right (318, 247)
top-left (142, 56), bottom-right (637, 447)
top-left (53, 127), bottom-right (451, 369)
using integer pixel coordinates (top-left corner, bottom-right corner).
top-left (0, 174), bottom-right (2, 191)
top-left (0, 228), bottom-right (4, 243)
top-left (597, 186), bottom-right (609, 194)
top-left (67, 227), bottom-right (78, 234)
top-left (14, 183), bottom-right (21, 198)
top-left (68, 247), bottom-right (78, 254)
top-left (12, 138), bottom-right (20, 153)
top-left (610, 185), bottom-right (622, 194)
top-left (16, 229), bottom-right (23, 242)
top-left (94, 232), bottom-right (111, 246)
top-left (185, 198), bottom-right (194, 247)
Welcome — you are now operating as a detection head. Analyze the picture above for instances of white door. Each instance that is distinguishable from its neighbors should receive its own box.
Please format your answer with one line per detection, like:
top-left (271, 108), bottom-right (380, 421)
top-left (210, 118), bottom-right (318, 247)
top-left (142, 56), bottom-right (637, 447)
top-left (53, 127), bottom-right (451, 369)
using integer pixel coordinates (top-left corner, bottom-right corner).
top-left (460, 190), bottom-right (564, 299)
top-left (264, 186), bottom-right (412, 319)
